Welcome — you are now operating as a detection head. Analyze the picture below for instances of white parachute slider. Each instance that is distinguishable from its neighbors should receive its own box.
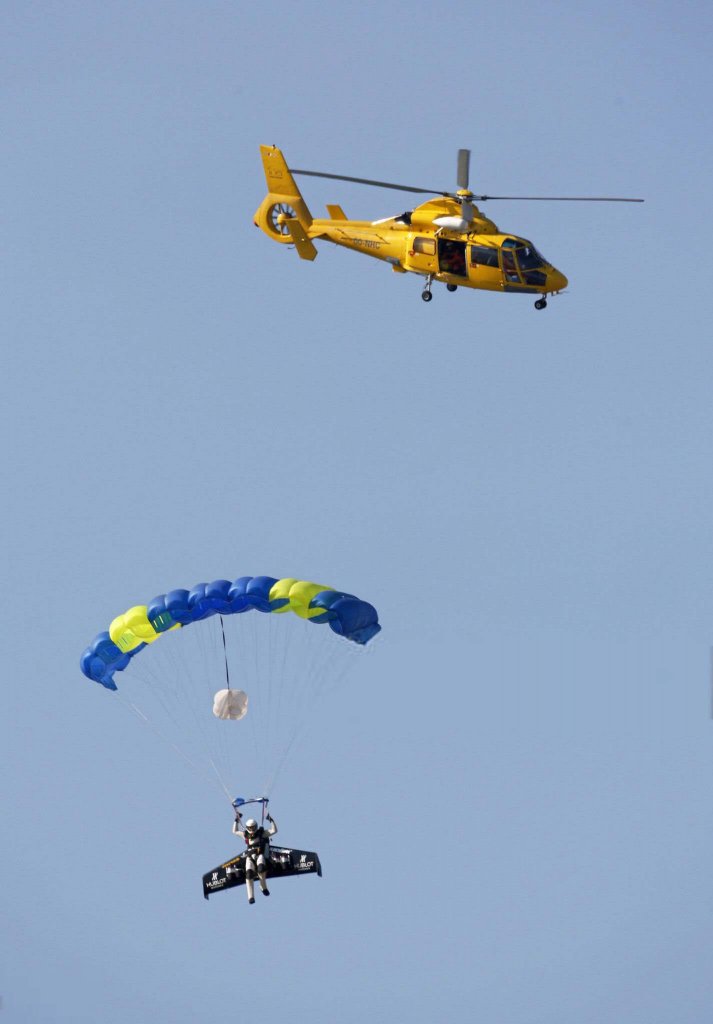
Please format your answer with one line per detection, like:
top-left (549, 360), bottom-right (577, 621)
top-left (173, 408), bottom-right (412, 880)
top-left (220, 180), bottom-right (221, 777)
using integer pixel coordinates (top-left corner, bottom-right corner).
top-left (213, 689), bottom-right (249, 720)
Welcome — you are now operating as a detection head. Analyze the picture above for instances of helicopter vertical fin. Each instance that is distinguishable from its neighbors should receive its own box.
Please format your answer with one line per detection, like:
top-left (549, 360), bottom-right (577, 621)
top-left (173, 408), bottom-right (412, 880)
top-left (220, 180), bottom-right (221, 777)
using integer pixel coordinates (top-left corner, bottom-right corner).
top-left (259, 145), bottom-right (313, 227)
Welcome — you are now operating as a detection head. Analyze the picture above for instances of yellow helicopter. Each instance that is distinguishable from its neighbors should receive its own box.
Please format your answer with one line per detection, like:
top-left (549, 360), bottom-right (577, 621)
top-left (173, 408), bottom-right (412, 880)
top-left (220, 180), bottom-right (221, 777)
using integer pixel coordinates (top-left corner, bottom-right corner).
top-left (254, 145), bottom-right (643, 308)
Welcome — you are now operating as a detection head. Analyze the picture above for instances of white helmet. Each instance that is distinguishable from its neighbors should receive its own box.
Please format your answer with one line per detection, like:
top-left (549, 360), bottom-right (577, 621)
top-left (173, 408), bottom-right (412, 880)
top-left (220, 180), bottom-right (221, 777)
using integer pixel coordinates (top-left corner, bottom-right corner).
top-left (245, 818), bottom-right (258, 833)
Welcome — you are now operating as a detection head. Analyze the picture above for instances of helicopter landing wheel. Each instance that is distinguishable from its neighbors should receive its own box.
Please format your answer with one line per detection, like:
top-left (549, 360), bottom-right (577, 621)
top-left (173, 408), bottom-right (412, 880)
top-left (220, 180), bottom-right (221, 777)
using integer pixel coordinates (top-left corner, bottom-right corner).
top-left (534, 298), bottom-right (547, 310)
top-left (446, 283), bottom-right (458, 292)
top-left (421, 290), bottom-right (433, 302)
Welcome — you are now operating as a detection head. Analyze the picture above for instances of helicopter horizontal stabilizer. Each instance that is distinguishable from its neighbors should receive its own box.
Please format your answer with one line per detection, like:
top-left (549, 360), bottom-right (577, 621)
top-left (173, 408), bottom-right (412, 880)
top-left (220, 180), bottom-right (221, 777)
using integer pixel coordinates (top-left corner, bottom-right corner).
top-left (286, 218), bottom-right (318, 261)
top-left (326, 204), bottom-right (348, 221)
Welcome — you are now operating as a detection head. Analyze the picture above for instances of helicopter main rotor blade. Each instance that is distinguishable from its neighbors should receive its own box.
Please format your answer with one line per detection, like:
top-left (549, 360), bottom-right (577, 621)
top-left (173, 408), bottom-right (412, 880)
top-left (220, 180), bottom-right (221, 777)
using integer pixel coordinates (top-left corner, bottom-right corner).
top-left (457, 149), bottom-right (470, 191)
top-left (290, 168), bottom-right (446, 196)
top-left (290, 166), bottom-right (644, 204)
top-left (473, 195), bottom-right (645, 202)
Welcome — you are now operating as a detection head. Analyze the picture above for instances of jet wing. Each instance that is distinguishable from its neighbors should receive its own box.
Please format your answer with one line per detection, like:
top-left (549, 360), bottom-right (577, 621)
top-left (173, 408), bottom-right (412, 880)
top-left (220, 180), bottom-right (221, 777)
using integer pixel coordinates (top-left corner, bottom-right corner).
top-left (203, 846), bottom-right (322, 899)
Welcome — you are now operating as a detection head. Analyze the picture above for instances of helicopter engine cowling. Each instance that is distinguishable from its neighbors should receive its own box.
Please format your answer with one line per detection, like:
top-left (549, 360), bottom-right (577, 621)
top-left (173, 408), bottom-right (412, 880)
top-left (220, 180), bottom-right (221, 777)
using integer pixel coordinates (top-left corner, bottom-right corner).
top-left (433, 215), bottom-right (472, 232)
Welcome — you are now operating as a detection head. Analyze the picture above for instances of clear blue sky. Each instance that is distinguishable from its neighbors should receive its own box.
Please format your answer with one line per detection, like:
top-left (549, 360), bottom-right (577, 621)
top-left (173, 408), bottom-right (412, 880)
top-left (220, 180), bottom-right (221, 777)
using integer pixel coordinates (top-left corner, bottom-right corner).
top-left (3, 2), bottom-right (713, 1021)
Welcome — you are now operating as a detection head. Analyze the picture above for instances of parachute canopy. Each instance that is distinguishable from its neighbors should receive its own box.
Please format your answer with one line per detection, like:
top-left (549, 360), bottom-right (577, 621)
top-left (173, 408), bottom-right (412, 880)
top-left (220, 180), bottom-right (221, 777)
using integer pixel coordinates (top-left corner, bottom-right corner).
top-left (81, 574), bottom-right (380, 691)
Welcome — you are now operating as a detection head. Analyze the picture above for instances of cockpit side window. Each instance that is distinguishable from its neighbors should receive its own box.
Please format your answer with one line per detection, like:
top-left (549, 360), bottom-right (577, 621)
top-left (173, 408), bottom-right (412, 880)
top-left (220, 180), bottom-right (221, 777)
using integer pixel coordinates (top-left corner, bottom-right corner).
top-left (470, 244), bottom-right (499, 268)
top-left (501, 248), bottom-right (519, 281)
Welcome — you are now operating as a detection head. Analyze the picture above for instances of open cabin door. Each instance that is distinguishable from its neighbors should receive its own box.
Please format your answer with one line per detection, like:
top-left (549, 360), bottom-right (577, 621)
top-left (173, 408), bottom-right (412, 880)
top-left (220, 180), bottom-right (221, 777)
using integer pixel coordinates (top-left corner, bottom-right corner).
top-left (437, 238), bottom-right (467, 277)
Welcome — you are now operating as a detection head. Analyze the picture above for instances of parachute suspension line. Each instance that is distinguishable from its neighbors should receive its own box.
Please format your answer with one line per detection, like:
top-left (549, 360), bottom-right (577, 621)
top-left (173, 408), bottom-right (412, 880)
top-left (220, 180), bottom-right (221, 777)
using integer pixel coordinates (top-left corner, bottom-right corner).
top-left (219, 615), bottom-right (231, 689)
top-left (197, 618), bottom-right (231, 787)
top-left (128, 624), bottom-right (235, 802)
top-left (208, 757), bottom-right (235, 805)
top-left (197, 623), bottom-right (230, 796)
top-left (210, 614), bottom-right (235, 789)
top-left (264, 611), bottom-right (277, 781)
top-left (264, 609), bottom-right (294, 787)
top-left (128, 646), bottom-right (200, 762)
top-left (261, 617), bottom-right (311, 796)
top-left (263, 634), bottom-right (362, 796)
top-left (185, 621), bottom-right (230, 788)
top-left (115, 692), bottom-right (229, 800)
top-left (255, 610), bottom-right (271, 786)
top-left (240, 610), bottom-right (262, 780)
top-left (103, 599), bottom-right (374, 808)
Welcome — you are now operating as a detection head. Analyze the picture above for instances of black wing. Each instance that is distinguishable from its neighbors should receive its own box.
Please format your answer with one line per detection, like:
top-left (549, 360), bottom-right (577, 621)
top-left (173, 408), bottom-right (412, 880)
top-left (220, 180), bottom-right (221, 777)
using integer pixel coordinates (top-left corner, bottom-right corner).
top-left (203, 845), bottom-right (322, 899)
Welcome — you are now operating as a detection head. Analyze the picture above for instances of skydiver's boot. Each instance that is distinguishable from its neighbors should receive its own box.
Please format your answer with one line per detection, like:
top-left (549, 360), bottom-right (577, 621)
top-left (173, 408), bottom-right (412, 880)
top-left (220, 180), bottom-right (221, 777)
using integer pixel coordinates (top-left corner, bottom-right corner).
top-left (246, 872), bottom-right (255, 905)
top-left (258, 868), bottom-right (270, 896)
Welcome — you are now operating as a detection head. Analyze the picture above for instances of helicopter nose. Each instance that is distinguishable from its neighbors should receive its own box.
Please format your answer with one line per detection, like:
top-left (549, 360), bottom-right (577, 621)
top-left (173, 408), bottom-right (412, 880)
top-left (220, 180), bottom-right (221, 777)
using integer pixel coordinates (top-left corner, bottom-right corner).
top-left (550, 269), bottom-right (568, 291)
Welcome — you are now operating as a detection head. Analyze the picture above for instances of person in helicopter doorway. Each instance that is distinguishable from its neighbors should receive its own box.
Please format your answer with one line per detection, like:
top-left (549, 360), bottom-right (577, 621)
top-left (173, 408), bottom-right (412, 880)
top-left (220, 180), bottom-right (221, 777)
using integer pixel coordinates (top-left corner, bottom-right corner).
top-left (233, 810), bottom-right (278, 904)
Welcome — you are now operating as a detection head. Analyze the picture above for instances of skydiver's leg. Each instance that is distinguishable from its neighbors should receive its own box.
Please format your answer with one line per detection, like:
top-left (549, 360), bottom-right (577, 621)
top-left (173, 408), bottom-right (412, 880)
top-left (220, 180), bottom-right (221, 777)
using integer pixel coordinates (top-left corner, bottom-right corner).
top-left (257, 853), bottom-right (270, 896)
top-left (245, 856), bottom-right (256, 904)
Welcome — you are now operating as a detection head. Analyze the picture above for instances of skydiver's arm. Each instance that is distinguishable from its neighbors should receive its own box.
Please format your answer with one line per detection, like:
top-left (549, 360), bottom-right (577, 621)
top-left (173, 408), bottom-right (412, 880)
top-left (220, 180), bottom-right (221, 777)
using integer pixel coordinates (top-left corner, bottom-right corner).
top-left (232, 821), bottom-right (246, 840)
top-left (265, 815), bottom-right (278, 837)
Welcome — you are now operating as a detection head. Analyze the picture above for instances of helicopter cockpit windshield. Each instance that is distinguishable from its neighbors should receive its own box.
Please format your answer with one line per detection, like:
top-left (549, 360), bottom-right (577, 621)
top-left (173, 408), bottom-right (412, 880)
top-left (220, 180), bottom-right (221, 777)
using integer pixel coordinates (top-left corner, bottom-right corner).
top-left (502, 238), bottom-right (547, 271)
top-left (516, 241), bottom-right (547, 271)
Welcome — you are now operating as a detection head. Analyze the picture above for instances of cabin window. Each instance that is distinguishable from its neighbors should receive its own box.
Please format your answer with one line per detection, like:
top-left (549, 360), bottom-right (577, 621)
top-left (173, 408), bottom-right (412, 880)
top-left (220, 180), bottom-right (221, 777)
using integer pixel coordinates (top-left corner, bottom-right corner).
top-left (413, 237), bottom-right (435, 255)
top-left (470, 244), bottom-right (499, 268)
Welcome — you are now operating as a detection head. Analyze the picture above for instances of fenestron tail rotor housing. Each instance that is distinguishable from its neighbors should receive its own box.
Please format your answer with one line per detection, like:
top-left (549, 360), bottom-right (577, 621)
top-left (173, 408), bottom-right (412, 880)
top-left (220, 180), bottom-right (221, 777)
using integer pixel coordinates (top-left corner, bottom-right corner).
top-left (268, 202), bottom-right (298, 237)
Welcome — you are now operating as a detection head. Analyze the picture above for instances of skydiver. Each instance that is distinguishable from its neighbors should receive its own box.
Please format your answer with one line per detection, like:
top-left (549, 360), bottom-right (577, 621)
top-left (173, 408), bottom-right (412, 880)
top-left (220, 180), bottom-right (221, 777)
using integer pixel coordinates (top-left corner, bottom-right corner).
top-left (233, 811), bottom-right (278, 904)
